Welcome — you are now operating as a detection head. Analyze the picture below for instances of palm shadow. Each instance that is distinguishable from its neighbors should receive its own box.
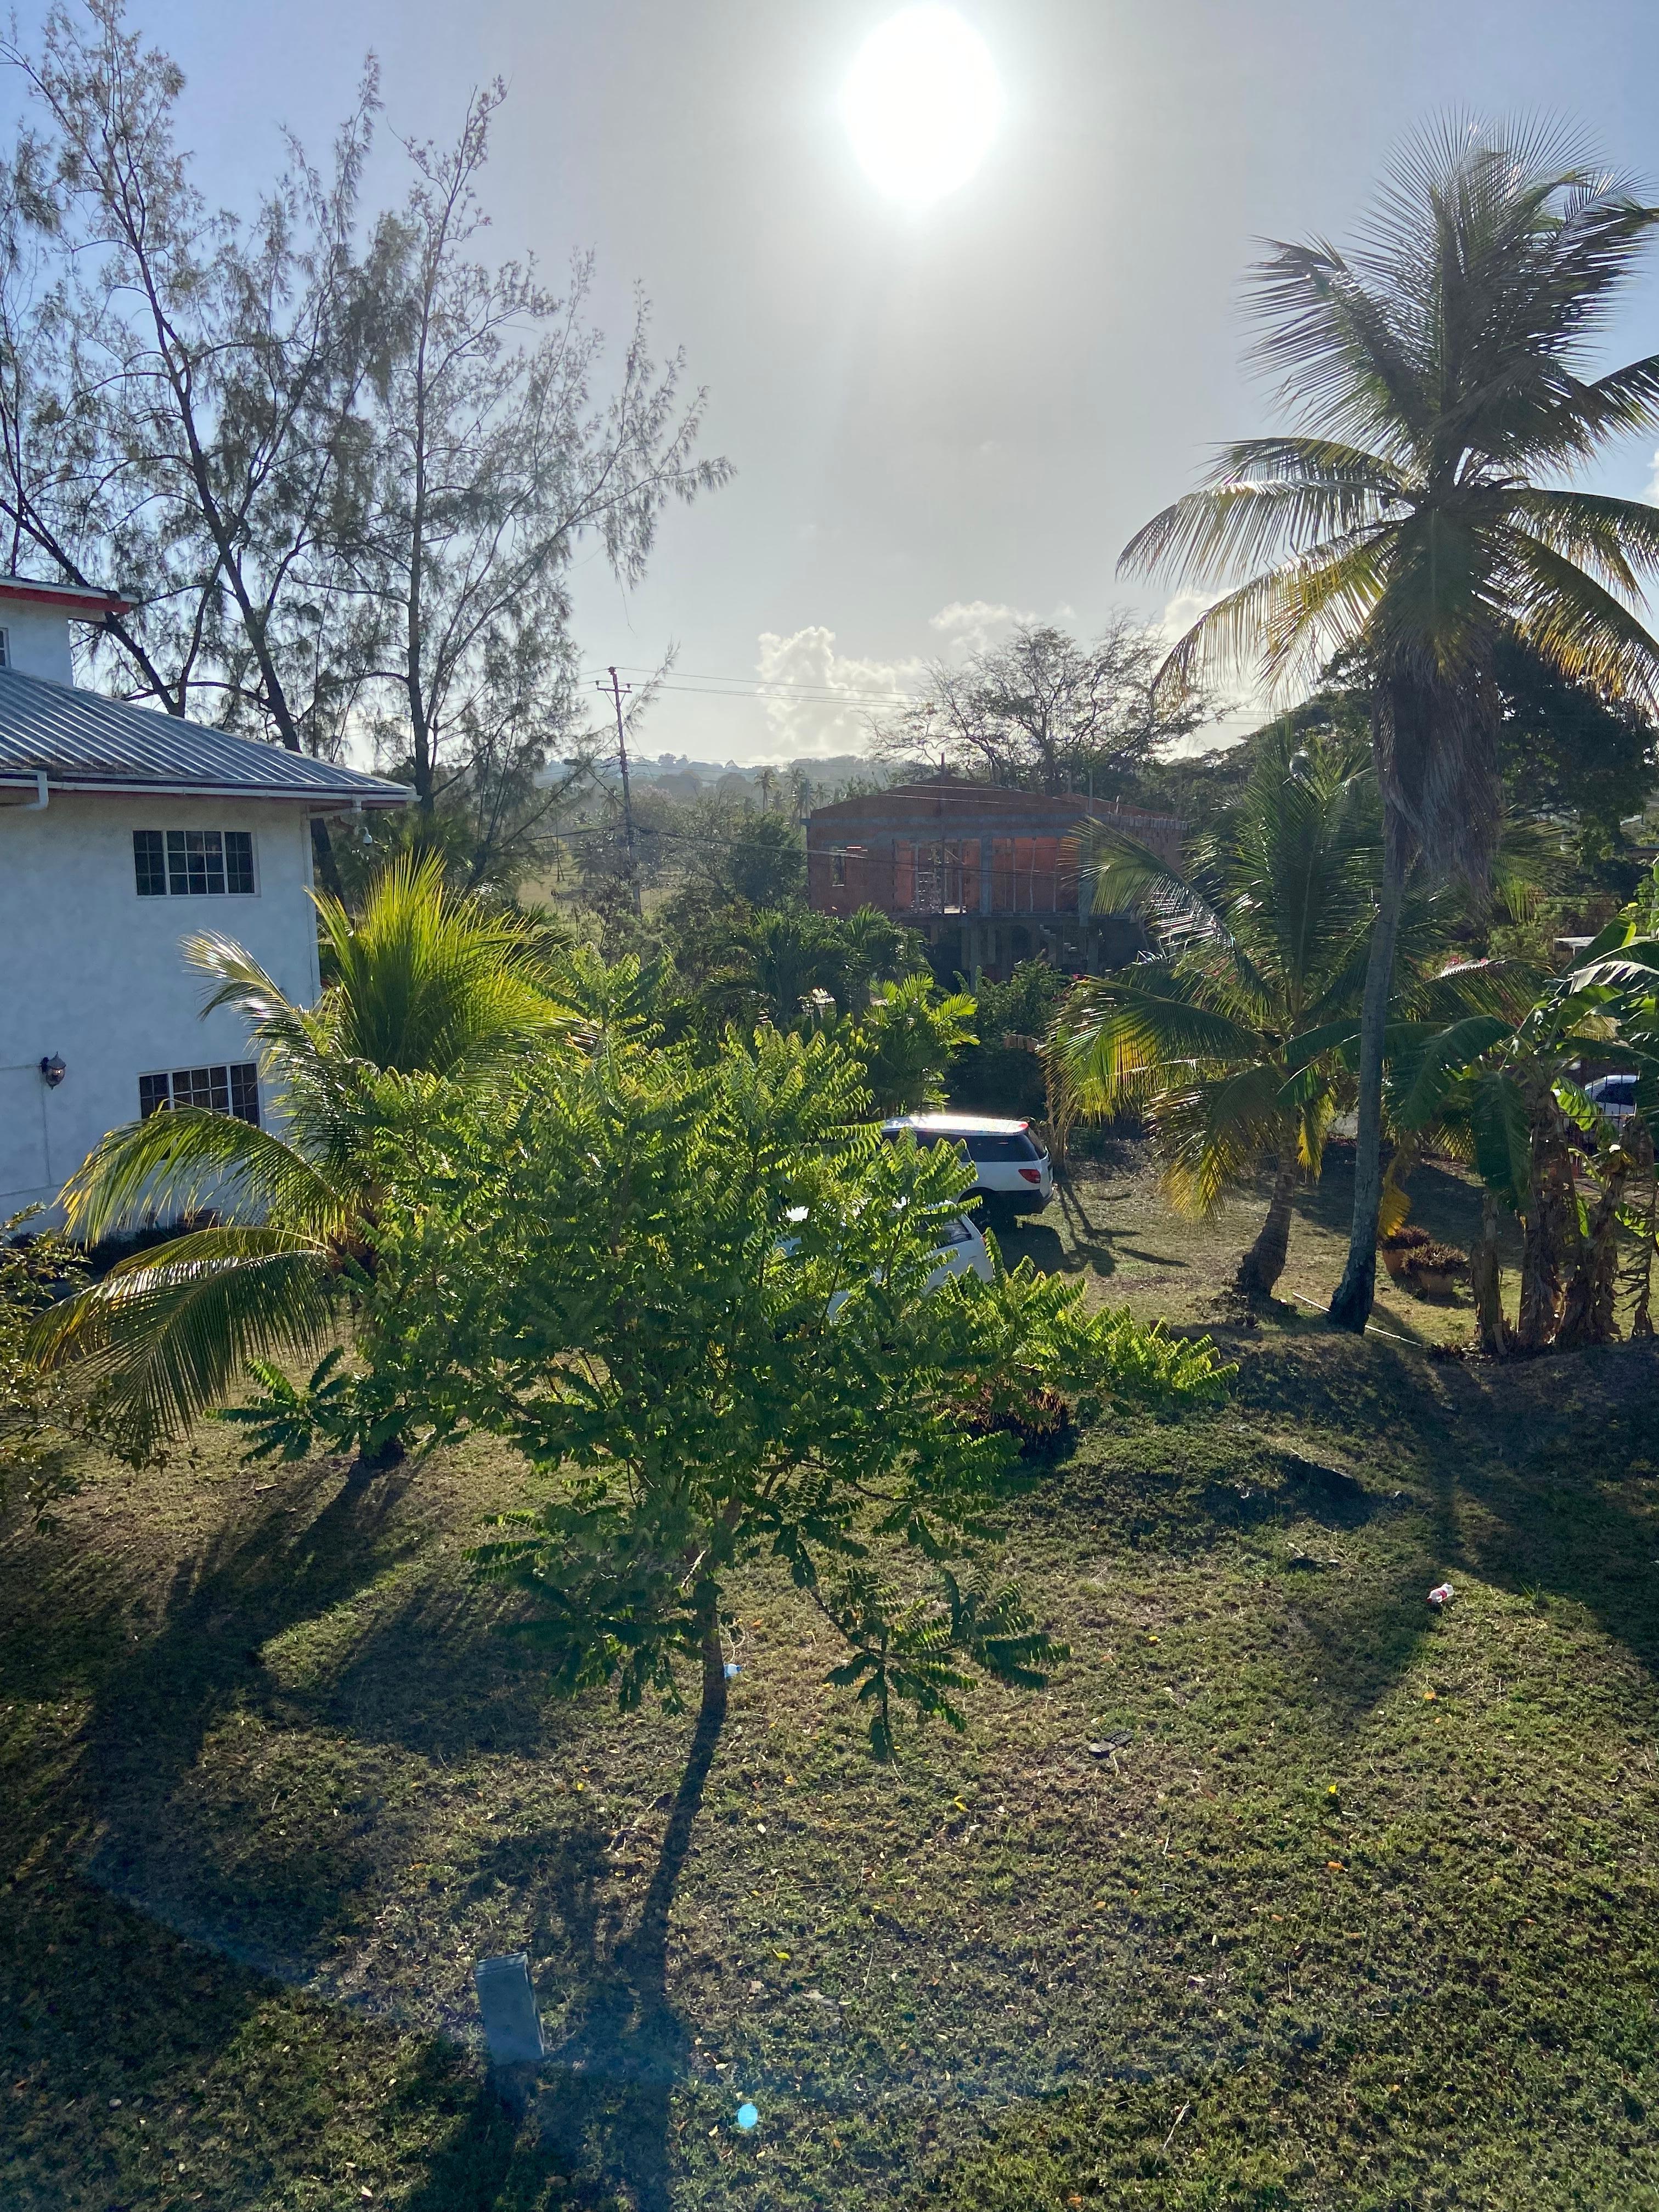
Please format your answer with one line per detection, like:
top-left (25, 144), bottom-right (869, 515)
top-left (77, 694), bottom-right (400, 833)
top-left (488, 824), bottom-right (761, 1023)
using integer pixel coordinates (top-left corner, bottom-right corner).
top-left (73, 1459), bottom-right (426, 1967)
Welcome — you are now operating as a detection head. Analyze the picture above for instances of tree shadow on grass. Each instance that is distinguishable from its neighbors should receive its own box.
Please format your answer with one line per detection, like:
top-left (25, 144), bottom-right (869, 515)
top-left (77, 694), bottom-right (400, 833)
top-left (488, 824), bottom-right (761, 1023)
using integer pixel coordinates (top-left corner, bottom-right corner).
top-left (1430, 1341), bottom-right (1659, 1674)
top-left (417, 1696), bottom-right (732, 2212)
top-left (71, 1461), bottom-right (428, 1967)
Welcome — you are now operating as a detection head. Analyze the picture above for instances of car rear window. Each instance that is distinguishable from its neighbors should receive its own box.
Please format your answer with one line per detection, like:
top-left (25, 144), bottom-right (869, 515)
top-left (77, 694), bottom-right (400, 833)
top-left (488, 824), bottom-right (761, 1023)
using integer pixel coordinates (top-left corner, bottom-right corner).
top-left (934, 1216), bottom-right (975, 1246)
top-left (964, 1131), bottom-right (1040, 1163)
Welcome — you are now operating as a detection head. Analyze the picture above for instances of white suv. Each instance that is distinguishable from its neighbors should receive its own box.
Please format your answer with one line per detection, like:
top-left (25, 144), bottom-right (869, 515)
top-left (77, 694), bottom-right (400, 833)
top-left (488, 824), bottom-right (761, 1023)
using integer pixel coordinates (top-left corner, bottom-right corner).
top-left (882, 1113), bottom-right (1054, 1212)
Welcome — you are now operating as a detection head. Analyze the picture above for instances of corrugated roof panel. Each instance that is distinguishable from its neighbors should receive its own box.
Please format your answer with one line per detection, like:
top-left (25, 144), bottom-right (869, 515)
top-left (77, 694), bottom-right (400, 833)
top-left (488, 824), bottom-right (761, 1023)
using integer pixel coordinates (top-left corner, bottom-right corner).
top-left (0, 668), bottom-right (409, 803)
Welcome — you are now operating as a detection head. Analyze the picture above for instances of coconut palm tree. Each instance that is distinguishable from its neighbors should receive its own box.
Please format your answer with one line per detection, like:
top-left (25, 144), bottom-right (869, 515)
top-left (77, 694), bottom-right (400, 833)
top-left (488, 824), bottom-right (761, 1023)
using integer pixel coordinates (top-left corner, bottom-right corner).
top-left (1051, 725), bottom-right (1509, 1302)
top-left (1052, 726), bottom-right (1381, 1298)
top-left (1119, 120), bottom-right (1659, 1330)
top-left (32, 855), bottom-right (571, 1461)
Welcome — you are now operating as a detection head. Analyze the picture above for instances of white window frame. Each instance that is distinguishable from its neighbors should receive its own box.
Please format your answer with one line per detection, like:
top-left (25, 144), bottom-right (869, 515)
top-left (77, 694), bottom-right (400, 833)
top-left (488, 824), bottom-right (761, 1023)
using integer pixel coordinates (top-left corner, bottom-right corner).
top-left (137, 1062), bottom-right (261, 1126)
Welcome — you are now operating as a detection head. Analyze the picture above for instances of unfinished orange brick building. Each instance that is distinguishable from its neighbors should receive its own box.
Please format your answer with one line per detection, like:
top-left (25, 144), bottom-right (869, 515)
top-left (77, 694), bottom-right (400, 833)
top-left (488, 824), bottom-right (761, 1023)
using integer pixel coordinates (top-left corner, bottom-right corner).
top-left (806, 779), bottom-right (1185, 978)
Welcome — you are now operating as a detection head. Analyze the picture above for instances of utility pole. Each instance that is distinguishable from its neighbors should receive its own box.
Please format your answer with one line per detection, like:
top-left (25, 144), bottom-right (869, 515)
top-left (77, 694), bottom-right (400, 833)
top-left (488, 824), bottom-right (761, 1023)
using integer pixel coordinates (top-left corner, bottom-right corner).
top-left (596, 665), bottom-right (640, 917)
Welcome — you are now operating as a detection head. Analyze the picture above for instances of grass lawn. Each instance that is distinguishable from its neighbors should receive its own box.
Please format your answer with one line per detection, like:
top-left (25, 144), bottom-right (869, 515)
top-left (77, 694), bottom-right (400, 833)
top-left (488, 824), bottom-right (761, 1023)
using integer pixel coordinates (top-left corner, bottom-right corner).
top-left (3, 1142), bottom-right (1658, 2210)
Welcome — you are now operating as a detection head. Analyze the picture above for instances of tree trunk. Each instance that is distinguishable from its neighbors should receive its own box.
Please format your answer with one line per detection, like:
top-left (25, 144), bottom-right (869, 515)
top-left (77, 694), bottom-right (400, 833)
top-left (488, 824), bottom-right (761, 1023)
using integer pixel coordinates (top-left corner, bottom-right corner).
top-left (310, 819), bottom-right (346, 904)
top-left (1235, 1149), bottom-right (1297, 1302)
top-left (1517, 1101), bottom-right (1579, 1351)
top-left (1470, 1189), bottom-right (1511, 1357)
top-left (624, 1582), bottom-right (729, 1985)
top-left (1627, 1150), bottom-right (1657, 1340)
top-left (1329, 848), bottom-right (1408, 1333)
top-left (1556, 1158), bottom-right (1626, 1350)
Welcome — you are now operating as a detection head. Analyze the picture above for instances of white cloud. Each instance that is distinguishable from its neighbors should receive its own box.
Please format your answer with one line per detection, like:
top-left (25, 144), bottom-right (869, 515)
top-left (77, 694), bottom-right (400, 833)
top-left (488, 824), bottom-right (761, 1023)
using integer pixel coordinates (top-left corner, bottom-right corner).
top-left (1649, 448), bottom-right (1659, 501)
top-left (753, 625), bottom-right (925, 755)
top-left (926, 599), bottom-right (1037, 656)
top-left (1158, 588), bottom-right (1223, 644)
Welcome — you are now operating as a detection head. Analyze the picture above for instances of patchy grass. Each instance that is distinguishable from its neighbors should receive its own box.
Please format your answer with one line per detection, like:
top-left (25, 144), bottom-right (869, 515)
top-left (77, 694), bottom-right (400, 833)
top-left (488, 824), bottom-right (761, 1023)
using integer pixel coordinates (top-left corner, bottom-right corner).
top-left (3, 1144), bottom-right (1658, 2209)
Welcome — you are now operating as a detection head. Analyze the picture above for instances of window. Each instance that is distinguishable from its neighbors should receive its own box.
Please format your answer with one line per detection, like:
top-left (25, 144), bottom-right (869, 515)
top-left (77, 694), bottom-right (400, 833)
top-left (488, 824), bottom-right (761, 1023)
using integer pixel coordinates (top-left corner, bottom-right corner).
top-left (0, 627), bottom-right (10, 668)
top-left (133, 829), bottom-right (167, 898)
top-left (830, 848), bottom-right (848, 889)
top-left (133, 828), bottom-right (255, 897)
top-left (965, 1130), bottom-right (1041, 1164)
top-left (138, 1063), bottom-right (260, 1125)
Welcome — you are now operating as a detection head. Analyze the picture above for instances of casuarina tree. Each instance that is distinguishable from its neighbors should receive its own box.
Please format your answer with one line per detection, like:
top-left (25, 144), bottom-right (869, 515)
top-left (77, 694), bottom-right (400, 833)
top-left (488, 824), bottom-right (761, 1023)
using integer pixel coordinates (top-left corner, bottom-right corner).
top-left (1120, 121), bottom-right (1659, 1330)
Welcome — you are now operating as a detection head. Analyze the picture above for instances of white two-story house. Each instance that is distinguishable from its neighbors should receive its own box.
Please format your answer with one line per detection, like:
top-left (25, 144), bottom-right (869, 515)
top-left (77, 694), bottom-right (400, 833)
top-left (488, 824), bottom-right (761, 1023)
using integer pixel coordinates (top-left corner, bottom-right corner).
top-left (0, 577), bottom-right (409, 1221)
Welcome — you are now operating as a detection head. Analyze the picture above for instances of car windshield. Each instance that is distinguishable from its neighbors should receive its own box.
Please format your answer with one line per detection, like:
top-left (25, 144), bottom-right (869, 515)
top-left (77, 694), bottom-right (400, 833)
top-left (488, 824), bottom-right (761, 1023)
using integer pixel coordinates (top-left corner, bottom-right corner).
top-left (934, 1216), bottom-right (975, 1246)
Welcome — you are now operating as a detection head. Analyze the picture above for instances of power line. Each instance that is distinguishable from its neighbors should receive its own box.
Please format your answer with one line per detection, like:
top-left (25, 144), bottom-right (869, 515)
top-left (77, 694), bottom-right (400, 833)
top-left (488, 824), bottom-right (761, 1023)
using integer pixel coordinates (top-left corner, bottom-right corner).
top-left (581, 662), bottom-right (923, 708)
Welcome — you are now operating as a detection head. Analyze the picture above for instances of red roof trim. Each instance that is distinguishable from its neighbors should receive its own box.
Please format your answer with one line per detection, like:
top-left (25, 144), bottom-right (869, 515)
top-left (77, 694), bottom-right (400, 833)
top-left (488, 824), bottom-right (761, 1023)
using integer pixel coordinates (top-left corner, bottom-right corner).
top-left (0, 579), bottom-right (131, 617)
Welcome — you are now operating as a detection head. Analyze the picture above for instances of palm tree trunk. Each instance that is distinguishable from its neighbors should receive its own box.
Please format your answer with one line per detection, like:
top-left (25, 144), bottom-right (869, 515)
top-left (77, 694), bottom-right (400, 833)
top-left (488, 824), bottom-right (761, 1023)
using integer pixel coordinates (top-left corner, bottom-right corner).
top-left (1470, 1189), bottom-right (1511, 1356)
top-left (1235, 1149), bottom-right (1297, 1302)
top-left (1329, 847), bottom-right (1407, 1333)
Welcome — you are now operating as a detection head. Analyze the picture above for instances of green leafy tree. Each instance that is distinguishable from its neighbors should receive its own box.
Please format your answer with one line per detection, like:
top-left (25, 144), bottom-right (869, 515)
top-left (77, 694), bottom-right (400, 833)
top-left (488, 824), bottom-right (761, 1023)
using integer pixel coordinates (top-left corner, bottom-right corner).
top-left (1121, 121), bottom-right (1659, 1331)
top-left (246, 1022), bottom-right (1227, 1961)
top-left (853, 973), bottom-right (979, 1115)
top-left (31, 856), bottom-right (569, 1460)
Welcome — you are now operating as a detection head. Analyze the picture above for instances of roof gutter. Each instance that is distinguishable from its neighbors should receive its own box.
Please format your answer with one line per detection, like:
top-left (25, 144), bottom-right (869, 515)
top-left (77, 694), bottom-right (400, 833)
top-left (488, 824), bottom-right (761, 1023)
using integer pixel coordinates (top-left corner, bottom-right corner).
top-left (0, 772), bottom-right (408, 807)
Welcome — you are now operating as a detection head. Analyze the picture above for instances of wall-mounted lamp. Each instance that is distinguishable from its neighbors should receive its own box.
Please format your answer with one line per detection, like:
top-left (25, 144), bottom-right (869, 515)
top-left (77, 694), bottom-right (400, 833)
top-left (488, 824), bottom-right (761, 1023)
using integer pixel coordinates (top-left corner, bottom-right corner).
top-left (39, 1053), bottom-right (65, 1087)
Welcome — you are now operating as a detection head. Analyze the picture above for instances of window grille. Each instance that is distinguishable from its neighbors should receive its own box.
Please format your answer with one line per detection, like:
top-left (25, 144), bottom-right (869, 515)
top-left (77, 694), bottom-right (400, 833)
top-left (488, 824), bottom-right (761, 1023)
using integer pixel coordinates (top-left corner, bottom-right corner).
top-left (138, 1063), bottom-right (260, 1125)
top-left (133, 828), bottom-right (255, 896)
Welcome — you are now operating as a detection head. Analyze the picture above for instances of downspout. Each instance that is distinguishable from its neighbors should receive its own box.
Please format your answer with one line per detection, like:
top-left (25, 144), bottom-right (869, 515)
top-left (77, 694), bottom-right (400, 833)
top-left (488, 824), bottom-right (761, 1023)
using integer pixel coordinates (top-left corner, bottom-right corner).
top-left (19, 770), bottom-right (48, 810)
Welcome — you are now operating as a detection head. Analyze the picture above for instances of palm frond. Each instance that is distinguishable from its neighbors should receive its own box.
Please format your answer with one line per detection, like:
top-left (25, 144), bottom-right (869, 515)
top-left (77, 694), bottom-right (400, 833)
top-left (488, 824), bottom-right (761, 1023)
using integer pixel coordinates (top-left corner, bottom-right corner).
top-left (1119, 443), bottom-right (1403, 583)
top-left (1503, 529), bottom-right (1659, 704)
top-left (1056, 972), bottom-right (1267, 1119)
top-left (1150, 1064), bottom-right (1292, 1217)
top-left (1387, 1014), bottom-right (1515, 1131)
top-left (58, 1108), bottom-right (346, 1245)
top-left (28, 1227), bottom-right (338, 1457)
top-left (1152, 532), bottom-right (1395, 702)
top-left (313, 851), bottom-right (574, 1078)
top-left (1504, 488), bottom-right (1659, 596)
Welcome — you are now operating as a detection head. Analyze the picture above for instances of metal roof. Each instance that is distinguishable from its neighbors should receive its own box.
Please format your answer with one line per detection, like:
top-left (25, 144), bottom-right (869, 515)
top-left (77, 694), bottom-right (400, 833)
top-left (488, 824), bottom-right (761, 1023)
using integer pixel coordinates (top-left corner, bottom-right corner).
top-left (0, 667), bottom-right (409, 806)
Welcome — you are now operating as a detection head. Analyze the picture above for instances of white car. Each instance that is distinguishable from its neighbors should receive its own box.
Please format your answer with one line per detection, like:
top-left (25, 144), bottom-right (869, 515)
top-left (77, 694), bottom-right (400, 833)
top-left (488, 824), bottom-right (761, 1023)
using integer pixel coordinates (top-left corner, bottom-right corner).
top-left (881, 1113), bottom-right (1054, 1212)
top-left (1584, 1073), bottom-right (1638, 1129)
top-left (923, 1211), bottom-right (996, 1287)
top-left (780, 1208), bottom-right (993, 1306)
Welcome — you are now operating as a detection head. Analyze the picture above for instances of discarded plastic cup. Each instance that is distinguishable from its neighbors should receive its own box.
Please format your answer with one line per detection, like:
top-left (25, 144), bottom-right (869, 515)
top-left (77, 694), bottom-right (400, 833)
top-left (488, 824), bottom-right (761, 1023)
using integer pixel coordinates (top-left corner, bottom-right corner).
top-left (736, 2101), bottom-right (759, 2131)
top-left (1427, 1582), bottom-right (1454, 1607)
top-left (724, 1661), bottom-right (741, 1679)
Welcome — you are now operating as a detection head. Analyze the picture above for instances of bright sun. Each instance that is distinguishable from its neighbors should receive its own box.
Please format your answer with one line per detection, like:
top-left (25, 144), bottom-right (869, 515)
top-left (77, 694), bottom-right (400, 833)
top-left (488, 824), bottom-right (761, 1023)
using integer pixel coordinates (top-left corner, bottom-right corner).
top-left (842, 7), bottom-right (1002, 207)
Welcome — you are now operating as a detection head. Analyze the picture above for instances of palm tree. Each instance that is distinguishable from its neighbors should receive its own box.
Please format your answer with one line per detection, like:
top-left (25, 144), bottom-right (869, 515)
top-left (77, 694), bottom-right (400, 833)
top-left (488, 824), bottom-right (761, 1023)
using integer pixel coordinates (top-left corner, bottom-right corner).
top-left (1119, 121), bottom-right (1659, 1330)
top-left (32, 855), bottom-right (569, 1461)
top-left (1052, 726), bottom-right (1380, 1299)
top-left (1052, 724), bottom-right (1509, 1302)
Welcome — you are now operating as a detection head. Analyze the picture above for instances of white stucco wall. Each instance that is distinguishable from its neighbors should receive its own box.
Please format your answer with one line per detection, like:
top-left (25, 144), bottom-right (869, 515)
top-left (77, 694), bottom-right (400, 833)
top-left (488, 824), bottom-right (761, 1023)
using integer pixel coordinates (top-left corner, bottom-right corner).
top-left (2, 604), bottom-right (75, 684)
top-left (0, 792), bottom-right (323, 1219)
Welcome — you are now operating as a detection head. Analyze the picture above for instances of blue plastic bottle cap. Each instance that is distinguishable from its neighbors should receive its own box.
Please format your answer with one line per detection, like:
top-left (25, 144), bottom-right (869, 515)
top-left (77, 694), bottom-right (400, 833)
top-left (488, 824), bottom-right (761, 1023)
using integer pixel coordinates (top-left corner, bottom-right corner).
top-left (724, 1661), bottom-right (740, 1679)
top-left (736, 2101), bottom-right (759, 2131)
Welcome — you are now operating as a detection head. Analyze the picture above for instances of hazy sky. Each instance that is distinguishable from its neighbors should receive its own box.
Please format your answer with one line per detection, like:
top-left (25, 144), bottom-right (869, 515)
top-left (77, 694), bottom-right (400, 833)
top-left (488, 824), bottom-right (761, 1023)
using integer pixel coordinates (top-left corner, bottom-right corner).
top-left (20, 0), bottom-right (1659, 760)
